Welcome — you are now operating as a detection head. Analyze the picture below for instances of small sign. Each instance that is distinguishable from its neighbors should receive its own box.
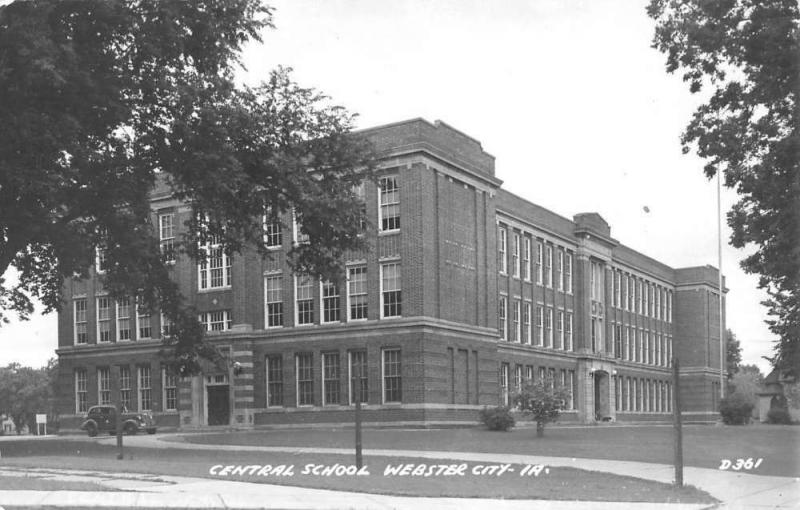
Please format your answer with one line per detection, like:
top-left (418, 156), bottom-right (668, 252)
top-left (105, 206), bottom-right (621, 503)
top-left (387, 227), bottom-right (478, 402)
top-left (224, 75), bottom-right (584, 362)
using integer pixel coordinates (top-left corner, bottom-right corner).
top-left (35, 414), bottom-right (46, 424)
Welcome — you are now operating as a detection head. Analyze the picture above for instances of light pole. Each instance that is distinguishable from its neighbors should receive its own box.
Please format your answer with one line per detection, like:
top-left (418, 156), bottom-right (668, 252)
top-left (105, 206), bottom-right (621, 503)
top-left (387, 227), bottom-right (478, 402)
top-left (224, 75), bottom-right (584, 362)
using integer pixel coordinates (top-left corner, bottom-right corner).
top-left (717, 168), bottom-right (725, 399)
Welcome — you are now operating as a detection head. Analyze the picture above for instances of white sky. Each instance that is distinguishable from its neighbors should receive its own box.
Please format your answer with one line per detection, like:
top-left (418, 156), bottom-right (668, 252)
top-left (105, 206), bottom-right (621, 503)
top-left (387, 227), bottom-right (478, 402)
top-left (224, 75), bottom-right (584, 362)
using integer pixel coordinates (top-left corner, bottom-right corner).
top-left (0, 0), bottom-right (777, 374)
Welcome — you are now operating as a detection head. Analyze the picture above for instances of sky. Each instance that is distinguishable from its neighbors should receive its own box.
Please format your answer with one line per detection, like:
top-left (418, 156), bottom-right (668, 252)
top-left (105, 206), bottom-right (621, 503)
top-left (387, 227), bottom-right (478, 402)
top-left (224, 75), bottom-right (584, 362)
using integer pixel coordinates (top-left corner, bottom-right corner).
top-left (0, 0), bottom-right (778, 374)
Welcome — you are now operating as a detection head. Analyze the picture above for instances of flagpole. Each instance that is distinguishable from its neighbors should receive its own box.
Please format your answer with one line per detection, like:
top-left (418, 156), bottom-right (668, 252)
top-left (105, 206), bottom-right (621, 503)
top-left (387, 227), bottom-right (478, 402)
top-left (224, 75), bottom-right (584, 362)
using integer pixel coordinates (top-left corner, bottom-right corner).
top-left (718, 169), bottom-right (725, 399)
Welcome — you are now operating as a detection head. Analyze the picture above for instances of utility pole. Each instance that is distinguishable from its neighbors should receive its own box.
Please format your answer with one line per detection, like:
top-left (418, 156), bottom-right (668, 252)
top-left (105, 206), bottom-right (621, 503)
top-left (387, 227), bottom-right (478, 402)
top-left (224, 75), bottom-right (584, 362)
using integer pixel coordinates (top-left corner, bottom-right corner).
top-left (717, 169), bottom-right (725, 400)
top-left (672, 357), bottom-right (683, 487)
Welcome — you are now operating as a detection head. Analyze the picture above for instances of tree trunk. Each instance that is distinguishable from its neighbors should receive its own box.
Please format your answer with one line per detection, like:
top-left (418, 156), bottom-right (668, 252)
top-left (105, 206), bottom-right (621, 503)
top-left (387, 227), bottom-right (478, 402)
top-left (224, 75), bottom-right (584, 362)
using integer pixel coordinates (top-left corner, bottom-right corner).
top-left (536, 421), bottom-right (545, 437)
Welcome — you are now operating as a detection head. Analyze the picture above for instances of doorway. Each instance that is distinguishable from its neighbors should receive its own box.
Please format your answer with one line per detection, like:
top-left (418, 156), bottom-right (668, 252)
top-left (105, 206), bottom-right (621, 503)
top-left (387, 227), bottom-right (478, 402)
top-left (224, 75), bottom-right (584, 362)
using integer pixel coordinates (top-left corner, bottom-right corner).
top-left (593, 370), bottom-right (610, 420)
top-left (207, 385), bottom-right (230, 426)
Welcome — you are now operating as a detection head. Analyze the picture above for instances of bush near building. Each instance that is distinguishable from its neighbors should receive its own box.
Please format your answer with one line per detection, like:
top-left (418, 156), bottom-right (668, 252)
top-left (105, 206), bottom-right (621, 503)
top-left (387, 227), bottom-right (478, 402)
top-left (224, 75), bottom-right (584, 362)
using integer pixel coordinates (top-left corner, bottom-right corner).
top-left (719, 393), bottom-right (754, 425)
top-left (479, 406), bottom-right (515, 431)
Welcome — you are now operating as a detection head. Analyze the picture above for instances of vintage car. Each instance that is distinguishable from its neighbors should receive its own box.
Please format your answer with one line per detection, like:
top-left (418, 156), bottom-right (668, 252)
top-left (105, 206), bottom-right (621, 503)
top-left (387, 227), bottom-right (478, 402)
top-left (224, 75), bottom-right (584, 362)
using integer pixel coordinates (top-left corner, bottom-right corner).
top-left (80, 405), bottom-right (156, 436)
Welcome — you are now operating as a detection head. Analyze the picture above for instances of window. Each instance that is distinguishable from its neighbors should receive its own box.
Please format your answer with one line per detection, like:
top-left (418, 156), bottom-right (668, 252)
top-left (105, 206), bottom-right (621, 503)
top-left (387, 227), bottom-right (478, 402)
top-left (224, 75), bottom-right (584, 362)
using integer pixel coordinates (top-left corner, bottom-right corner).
top-left (535, 241), bottom-right (543, 284)
top-left (322, 352), bottom-right (341, 405)
top-left (75, 370), bottom-right (88, 413)
top-left (198, 236), bottom-right (232, 290)
top-left (614, 324), bottom-right (623, 358)
top-left (96, 246), bottom-right (108, 274)
top-left (523, 302), bottom-right (531, 344)
top-left (159, 213), bottom-right (175, 263)
top-left (321, 280), bottom-right (341, 323)
top-left (545, 307), bottom-right (553, 348)
top-left (565, 312), bottom-right (573, 351)
top-left (615, 271), bottom-right (621, 307)
top-left (526, 365), bottom-right (534, 384)
top-left (263, 209), bottom-right (282, 248)
top-left (117, 297), bottom-right (132, 341)
top-left (379, 176), bottom-right (400, 232)
top-left (265, 275), bottom-right (283, 327)
top-left (199, 310), bottom-right (232, 331)
top-left (266, 355), bottom-right (283, 407)
top-left (556, 311), bottom-right (564, 349)
top-left (656, 287), bottom-right (661, 320)
top-left (512, 233), bottom-right (520, 277)
top-left (644, 330), bottom-right (650, 364)
top-left (637, 329), bottom-right (643, 362)
top-left (649, 284), bottom-right (655, 317)
top-left (590, 261), bottom-right (603, 301)
top-left (500, 363), bottom-right (509, 406)
top-left (292, 209), bottom-right (309, 244)
top-left (163, 368), bottom-right (177, 411)
top-left (667, 291), bottom-right (673, 322)
top-left (623, 327), bottom-right (630, 361)
top-left (557, 250), bottom-right (564, 291)
top-left (498, 296), bottom-right (507, 340)
top-left (296, 353), bottom-right (314, 406)
top-left (622, 274), bottom-right (628, 310)
top-left (656, 333), bottom-right (661, 366)
top-left (96, 297), bottom-right (111, 343)
top-left (591, 317), bottom-right (598, 352)
top-left (353, 181), bottom-right (368, 231)
top-left (74, 299), bottom-right (88, 344)
top-left (522, 238), bottom-right (531, 281)
top-left (637, 280), bottom-right (643, 314)
top-left (137, 302), bottom-right (151, 339)
top-left (535, 306), bottom-right (544, 346)
top-left (98, 368), bottom-right (111, 405)
top-left (514, 365), bottom-right (523, 392)
top-left (498, 226), bottom-right (507, 274)
top-left (119, 366), bottom-right (131, 410)
top-left (565, 252), bottom-right (573, 293)
top-left (538, 366), bottom-right (546, 382)
top-left (161, 312), bottom-right (176, 338)
top-left (628, 276), bottom-right (635, 311)
top-left (544, 245), bottom-right (553, 288)
top-left (382, 349), bottom-right (402, 403)
top-left (566, 370), bottom-right (575, 410)
top-left (138, 366), bottom-right (152, 411)
top-left (381, 262), bottom-right (401, 317)
top-left (644, 282), bottom-right (650, 317)
top-left (347, 266), bottom-right (368, 320)
top-left (511, 299), bottom-right (520, 342)
top-left (349, 351), bottom-right (368, 404)
top-left (295, 275), bottom-right (315, 325)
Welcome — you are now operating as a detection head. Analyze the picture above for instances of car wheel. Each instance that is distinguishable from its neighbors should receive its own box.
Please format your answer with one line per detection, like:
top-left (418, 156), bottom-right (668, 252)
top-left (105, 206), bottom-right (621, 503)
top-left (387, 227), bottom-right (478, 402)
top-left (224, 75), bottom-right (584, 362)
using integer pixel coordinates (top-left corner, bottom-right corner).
top-left (146, 428), bottom-right (156, 435)
top-left (86, 423), bottom-right (98, 437)
top-left (123, 423), bottom-right (137, 435)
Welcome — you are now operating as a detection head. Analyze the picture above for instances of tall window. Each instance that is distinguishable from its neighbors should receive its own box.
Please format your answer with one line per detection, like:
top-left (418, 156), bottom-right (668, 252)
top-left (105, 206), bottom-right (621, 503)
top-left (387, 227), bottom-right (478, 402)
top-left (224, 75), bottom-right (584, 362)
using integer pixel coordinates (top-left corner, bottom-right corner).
top-left (117, 297), bottom-right (131, 341)
top-left (500, 363), bottom-right (509, 406)
top-left (199, 310), bottom-right (232, 331)
top-left (628, 276), bottom-right (635, 311)
top-left (138, 366), bottom-right (152, 411)
top-left (624, 327), bottom-right (630, 361)
top-left (536, 241), bottom-right (543, 284)
top-left (514, 365), bottom-right (523, 392)
top-left (644, 331), bottom-right (650, 364)
top-left (379, 176), bottom-right (400, 231)
top-left (556, 311), bottom-right (564, 349)
top-left (163, 368), bottom-right (177, 411)
top-left (591, 317), bottom-right (599, 352)
top-left (295, 275), bottom-right (315, 325)
top-left (75, 370), bottom-right (87, 413)
top-left (296, 353), bottom-right (314, 406)
top-left (137, 301), bottom-right (151, 339)
top-left (566, 370), bottom-right (575, 410)
top-left (119, 366), bottom-right (131, 410)
top-left (198, 235), bottom-right (231, 290)
top-left (382, 349), bottom-right (402, 403)
top-left (556, 250), bottom-right (564, 291)
top-left (590, 261), bottom-right (603, 301)
top-left (644, 282), bottom-right (650, 316)
top-left (322, 352), bottom-right (341, 405)
top-left (511, 299), bottom-right (521, 342)
top-left (523, 302), bottom-right (531, 344)
top-left (95, 245), bottom-right (108, 274)
top-left (353, 181), bottom-right (368, 231)
top-left (263, 209), bottom-right (282, 248)
top-left (97, 368), bottom-right (111, 405)
top-left (655, 287), bottom-right (661, 320)
top-left (499, 297), bottom-right (507, 340)
top-left (321, 280), bottom-right (341, 323)
top-left (97, 297), bottom-right (111, 343)
top-left (544, 245), bottom-right (553, 288)
top-left (545, 307), bottom-right (553, 348)
top-left (512, 233), bottom-right (520, 277)
top-left (615, 271), bottom-right (622, 307)
top-left (381, 262), bottom-right (402, 317)
top-left (637, 280), bottom-right (643, 314)
top-left (349, 351), bottom-right (368, 404)
top-left (159, 213), bottom-right (175, 263)
top-left (161, 312), bottom-right (176, 338)
top-left (265, 275), bottom-right (283, 327)
top-left (266, 355), bottom-right (283, 407)
top-left (622, 274), bottom-right (629, 310)
top-left (74, 299), bottom-right (88, 344)
top-left (522, 237), bottom-right (531, 281)
top-left (347, 266), bottom-right (368, 320)
top-left (565, 312), bottom-right (573, 351)
top-left (565, 252), bottom-right (573, 293)
top-left (498, 226), bottom-right (507, 274)
top-left (535, 305), bottom-right (544, 345)
top-left (667, 291), bottom-right (673, 322)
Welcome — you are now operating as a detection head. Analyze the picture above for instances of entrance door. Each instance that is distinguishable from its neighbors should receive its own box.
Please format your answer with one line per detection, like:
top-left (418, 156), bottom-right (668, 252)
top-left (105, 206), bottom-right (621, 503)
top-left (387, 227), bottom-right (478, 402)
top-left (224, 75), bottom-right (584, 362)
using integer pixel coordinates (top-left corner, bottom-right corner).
top-left (594, 371), bottom-right (610, 420)
top-left (207, 385), bottom-right (230, 426)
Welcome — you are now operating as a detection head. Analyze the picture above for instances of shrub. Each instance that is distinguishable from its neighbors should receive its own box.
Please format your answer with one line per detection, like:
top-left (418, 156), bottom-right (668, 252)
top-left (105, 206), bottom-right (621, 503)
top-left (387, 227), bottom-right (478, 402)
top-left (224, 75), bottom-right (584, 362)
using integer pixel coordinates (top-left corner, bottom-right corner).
top-left (766, 407), bottom-right (791, 425)
top-left (479, 406), bottom-right (515, 431)
top-left (719, 393), bottom-right (754, 425)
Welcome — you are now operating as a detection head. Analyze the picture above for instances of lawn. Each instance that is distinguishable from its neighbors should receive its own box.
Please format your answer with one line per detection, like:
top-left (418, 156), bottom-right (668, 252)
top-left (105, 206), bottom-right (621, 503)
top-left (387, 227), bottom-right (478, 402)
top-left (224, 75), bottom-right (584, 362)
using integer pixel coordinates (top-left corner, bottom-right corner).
top-left (0, 439), bottom-right (714, 503)
top-left (179, 423), bottom-right (800, 477)
top-left (0, 475), bottom-right (115, 491)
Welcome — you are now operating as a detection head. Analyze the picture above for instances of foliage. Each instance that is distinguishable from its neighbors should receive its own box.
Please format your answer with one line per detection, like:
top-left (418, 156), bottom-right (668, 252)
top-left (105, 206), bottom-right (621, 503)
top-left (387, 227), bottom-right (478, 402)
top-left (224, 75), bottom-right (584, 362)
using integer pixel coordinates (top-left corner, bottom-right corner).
top-left (478, 406), bottom-right (515, 432)
top-left (513, 378), bottom-right (569, 437)
top-left (728, 363), bottom-right (763, 406)
top-left (647, 0), bottom-right (800, 376)
top-left (726, 329), bottom-right (742, 378)
top-left (766, 407), bottom-right (791, 425)
top-left (719, 392), bottom-right (755, 425)
top-left (0, 0), bottom-right (375, 373)
top-left (0, 360), bottom-right (56, 433)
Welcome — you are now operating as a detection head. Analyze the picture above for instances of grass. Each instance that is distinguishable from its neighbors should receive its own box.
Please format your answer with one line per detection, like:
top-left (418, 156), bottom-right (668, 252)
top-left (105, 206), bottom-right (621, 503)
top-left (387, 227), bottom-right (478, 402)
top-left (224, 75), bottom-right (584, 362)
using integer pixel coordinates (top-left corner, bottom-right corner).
top-left (177, 423), bottom-right (800, 477)
top-left (0, 475), bottom-right (115, 491)
top-left (0, 439), bottom-right (715, 503)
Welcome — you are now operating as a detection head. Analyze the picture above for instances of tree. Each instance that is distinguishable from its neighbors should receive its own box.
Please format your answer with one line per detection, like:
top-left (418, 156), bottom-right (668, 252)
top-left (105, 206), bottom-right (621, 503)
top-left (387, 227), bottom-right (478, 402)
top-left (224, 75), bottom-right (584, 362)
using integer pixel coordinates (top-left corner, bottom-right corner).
top-left (728, 363), bottom-right (764, 406)
top-left (0, 362), bottom-right (55, 433)
top-left (726, 329), bottom-right (742, 378)
top-left (0, 1), bottom-right (374, 372)
top-left (647, 1), bottom-right (800, 376)
top-left (513, 378), bottom-right (569, 438)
